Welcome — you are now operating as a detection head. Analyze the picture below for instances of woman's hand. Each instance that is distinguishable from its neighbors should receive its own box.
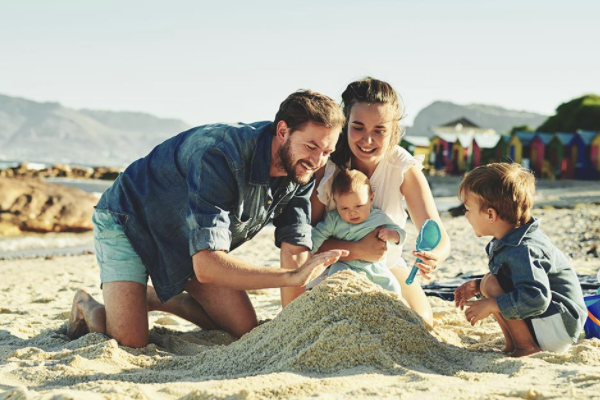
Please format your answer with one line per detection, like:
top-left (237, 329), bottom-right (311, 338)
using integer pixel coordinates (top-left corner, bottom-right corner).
top-left (412, 250), bottom-right (440, 280)
top-left (290, 249), bottom-right (349, 287)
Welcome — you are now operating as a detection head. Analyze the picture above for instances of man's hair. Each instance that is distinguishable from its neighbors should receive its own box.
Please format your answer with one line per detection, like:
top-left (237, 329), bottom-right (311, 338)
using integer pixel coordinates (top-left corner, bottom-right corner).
top-left (271, 90), bottom-right (345, 135)
top-left (458, 163), bottom-right (535, 226)
top-left (332, 168), bottom-right (373, 199)
top-left (331, 77), bottom-right (405, 167)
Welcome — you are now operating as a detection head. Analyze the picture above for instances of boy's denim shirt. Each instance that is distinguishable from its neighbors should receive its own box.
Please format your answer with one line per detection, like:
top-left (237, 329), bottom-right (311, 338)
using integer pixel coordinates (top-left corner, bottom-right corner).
top-left (96, 121), bottom-right (313, 303)
top-left (486, 218), bottom-right (587, 341)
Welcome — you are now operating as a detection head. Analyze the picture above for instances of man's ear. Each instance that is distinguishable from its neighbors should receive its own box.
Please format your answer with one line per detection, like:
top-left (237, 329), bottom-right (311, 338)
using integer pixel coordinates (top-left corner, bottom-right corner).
top-left (275, 121), bottom-right (289, 143)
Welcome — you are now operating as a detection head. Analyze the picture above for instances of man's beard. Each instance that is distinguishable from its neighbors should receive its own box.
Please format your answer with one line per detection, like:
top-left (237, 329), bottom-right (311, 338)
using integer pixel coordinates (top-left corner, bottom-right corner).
top-left (277, 139), bottom-right (314, 185)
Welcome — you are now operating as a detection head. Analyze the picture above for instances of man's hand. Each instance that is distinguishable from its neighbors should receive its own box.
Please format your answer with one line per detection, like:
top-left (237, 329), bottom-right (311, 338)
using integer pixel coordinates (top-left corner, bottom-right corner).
top-left (463, 298), bottom-right (499, 326)
top-left (454, 280), bottom-right (479, 310)
top-left (356, 228), bottom-right (387, 262)
top-left (377, 228), bottom-right (400, 244)
top-left (289, 249), bottom-right (349, 287)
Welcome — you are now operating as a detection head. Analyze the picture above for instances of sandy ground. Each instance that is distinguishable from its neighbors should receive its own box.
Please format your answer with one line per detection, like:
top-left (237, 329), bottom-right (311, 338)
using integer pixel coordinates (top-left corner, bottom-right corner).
top-left (1, 202), bottom-right (600, 398)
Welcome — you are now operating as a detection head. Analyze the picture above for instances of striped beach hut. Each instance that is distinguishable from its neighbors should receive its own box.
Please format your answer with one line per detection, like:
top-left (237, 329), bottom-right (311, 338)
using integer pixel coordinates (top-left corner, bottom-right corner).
top-left (572, 131), bottom-right (600, 180)
top-left (513, 131), bottom-right (536, 168)
top-left (429, 134), bottom-right (454, 172)
top-left (471, 134), bottom-right (502, 169)
top-left (547, 133), bottom-right (575, 179)
top-left (401, 136), bottom-right (431, 167)
top-left (585, 131), bottom-right (600, 175)
top-left (450, 134), bottom-right (473, 174)
top-left (529, 133), bottom-right (553, 176)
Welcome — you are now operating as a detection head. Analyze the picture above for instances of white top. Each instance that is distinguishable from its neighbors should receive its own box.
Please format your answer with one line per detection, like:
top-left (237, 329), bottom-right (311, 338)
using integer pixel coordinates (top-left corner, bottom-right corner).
top-left (316, 145), bottom-right (425, 268)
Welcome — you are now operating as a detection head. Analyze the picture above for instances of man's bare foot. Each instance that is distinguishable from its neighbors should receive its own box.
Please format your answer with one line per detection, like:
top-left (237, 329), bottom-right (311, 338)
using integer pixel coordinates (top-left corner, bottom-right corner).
top-left (502, 344), bottom-right (515, 353)
top-left (510, 346), bottom-right (541, 357)
top-left (67, 290), bottom-right (90, 339)
top-left (67, 290), bottom-right (106, 339)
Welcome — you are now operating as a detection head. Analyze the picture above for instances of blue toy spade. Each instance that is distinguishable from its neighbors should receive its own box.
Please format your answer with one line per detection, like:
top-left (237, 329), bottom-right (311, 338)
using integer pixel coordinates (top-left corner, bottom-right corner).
top-left (405, 219), bottom-right (442, 285)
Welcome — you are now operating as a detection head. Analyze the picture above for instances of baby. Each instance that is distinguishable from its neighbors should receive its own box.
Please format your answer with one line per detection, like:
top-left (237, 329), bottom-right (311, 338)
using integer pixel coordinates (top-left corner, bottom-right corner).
top-left (454, 163), bottom-right (587, 357)
top-left (311, 169), bottom-right (406, 294)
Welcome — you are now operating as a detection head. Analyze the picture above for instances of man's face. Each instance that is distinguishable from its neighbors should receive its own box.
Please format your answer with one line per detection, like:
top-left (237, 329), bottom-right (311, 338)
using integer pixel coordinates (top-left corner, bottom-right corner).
top-left (334, 185), bottom-right (374, 224)
top-left (277, 122), bottom-right (340, 185)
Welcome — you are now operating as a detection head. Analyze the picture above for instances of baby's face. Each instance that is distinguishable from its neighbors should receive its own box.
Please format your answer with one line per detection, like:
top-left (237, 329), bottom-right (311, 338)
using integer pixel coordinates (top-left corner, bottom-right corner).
top-left (334, 185), bottom-right (374, 224)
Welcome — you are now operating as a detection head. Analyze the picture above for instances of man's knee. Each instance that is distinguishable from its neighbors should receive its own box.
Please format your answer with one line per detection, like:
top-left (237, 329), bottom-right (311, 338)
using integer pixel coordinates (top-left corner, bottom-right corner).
top-left (480, 273), bottom-right (505, 298)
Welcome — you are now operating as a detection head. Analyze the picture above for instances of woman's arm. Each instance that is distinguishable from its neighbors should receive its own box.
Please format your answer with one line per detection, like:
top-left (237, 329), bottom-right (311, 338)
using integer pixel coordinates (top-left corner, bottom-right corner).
top-left (401, 165), bottom-right (451, 277)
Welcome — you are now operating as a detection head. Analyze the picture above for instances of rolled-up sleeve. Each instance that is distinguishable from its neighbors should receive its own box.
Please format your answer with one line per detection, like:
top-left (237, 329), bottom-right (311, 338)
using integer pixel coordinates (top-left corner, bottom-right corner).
top-left (186, 148), bottom-right (236, 255)
top-left (496, 246), bottom-right (552, 320)
top-left (273, 179), bottom-right (315, 249)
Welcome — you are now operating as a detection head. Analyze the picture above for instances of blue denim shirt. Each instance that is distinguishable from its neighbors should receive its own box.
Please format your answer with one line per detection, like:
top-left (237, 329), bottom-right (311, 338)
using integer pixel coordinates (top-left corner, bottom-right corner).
top-left (96, 121), bottom-right (313, 303)
top-left (487, 218), bottom-right (587, 341)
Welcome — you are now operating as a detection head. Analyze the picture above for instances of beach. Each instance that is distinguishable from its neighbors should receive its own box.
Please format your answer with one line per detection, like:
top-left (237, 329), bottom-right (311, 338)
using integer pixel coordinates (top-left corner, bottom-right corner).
top-left (1, 187), bottom-right (599, 399)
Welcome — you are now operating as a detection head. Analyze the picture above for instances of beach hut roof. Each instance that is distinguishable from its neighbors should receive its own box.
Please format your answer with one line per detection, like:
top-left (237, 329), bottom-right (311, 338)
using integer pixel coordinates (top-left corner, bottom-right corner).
top-left (402, 135), bottom-right (431, 147)
top-left (576, 130), bottom-right (599, 145)
top-left (473, 133), bottom-right (501, 149)
top-left (435, 133), bottom-right (458, 143)
top-left (514, 131), bottom-right (536, 145)
top-left (552, 132), bottom-right (575, 145)
top-left (456, 134), bottom-right (472, 148)
top-left (534, 132), bottom-right (554, 145)
top-left (439, 117), bottom-right (480, 128)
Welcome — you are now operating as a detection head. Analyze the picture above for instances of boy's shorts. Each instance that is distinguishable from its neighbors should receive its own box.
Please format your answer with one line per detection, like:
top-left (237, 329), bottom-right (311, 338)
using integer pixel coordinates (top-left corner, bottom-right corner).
top-left (496, 271), bottom-right (574, 354)
top-left (93, 209), bottom-right (148, 287)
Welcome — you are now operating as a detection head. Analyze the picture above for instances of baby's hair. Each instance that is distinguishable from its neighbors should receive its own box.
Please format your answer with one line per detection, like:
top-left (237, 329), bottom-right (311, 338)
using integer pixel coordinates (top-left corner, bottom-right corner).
top-left (332, 168), bottom-right (373, 199)
top-left (458, 163), bottom-right (535, 226)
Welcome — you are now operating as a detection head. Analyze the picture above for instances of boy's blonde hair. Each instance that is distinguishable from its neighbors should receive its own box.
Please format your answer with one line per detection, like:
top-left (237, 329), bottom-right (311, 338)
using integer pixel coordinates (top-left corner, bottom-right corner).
top-left (332, 169), bottom-right (373, 198)
top-left (458, 163), bottom-right (535, 226)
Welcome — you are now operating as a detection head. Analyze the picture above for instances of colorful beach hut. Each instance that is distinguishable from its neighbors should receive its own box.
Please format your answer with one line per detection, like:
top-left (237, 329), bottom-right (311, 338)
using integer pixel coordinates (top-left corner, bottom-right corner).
top-left (429, 134), bottom-right (454, 172)
top-left (450, 134), bottom-right (472, 174)
top-left (571, 131), bottom-right (600, 180)
top-left (546, 133), bottom-right (575, 179)
top-left (585, 131), bottom-right (600, 175)
top-left (529, 133), bottom-right (553, 176)
top-left (401, 136), bottom-right (431, 168)
top-left (494, 135), bottom-right (511, 162)
top-left (471, 134), bottom-right (502, 169)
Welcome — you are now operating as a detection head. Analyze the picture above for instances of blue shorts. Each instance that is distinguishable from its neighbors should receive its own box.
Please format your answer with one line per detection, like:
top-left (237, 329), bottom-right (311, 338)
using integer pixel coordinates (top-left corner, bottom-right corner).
top-left (93, 209), bottom-right (148, 286)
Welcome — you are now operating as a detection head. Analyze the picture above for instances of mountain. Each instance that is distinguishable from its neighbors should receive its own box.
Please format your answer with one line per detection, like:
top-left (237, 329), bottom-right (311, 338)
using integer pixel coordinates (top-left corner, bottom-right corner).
top-left (0, 94), bottom-right (190, 167)
top-left (406, 101), bottom-right (548, 137)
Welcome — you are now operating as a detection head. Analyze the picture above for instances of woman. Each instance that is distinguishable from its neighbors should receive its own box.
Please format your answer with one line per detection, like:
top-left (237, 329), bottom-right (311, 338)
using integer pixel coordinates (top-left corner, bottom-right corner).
top-left (305, 77), bottom-right (450, 326)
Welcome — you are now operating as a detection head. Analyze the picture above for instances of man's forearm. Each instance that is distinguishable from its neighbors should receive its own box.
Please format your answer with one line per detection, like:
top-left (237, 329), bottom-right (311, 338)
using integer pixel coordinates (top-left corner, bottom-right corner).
top-left (193, 250), bottom-right (294, 290)
top-left (315, 239), bottom-right (361, 261)
top-left (280, 242), bottom-right (311, 308)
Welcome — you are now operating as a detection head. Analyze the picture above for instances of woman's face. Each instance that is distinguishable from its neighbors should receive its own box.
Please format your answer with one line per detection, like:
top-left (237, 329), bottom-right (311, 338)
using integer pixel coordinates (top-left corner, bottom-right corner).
top-left (347, 102), bottom-right (395, 167)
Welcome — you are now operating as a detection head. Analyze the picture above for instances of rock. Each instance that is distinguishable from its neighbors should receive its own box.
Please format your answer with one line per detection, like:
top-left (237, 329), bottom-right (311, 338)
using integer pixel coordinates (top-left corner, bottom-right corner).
top-left (0, 177), bottom-right (96, 234)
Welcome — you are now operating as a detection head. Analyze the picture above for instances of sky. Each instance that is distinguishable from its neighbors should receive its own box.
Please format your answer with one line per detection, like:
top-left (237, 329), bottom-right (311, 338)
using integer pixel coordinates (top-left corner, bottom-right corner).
top-left (1, 0), bottom-right (599, 126)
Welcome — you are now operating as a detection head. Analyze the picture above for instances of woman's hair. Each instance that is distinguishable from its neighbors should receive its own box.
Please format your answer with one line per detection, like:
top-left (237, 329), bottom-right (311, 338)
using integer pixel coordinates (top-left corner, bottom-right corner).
top-left (458, 163), bottom-right (536, 226)
top-left (270, 90), bottom-right (345, 135)
top-left (330, 77), bottom-right (405, 167)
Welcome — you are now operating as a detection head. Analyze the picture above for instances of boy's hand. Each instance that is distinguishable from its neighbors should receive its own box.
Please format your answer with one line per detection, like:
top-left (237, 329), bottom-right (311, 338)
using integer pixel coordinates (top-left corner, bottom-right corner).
top-left (377, 228), bottom-right (400, 244)
top-left (463, 298), bottom-right (499, 326)
top-left (454, 280), bottom-right (479, 310)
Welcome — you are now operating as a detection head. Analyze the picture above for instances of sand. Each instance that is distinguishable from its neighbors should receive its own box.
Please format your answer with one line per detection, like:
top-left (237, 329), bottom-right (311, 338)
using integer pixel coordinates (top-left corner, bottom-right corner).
top-left (1, 205), bottom-right (600, 399)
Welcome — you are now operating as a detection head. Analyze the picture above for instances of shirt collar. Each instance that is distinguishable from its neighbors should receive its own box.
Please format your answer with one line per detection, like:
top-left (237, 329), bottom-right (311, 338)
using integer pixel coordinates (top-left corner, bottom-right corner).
top-left (490, 217), bottom-right (540, 251)
top-left (250, 127), bottom-right (274, 186)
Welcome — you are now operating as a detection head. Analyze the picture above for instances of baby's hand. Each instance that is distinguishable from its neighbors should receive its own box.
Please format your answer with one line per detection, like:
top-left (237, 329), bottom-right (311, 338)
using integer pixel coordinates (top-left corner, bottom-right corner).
top-left (377, 228), bottom-right (400, 244)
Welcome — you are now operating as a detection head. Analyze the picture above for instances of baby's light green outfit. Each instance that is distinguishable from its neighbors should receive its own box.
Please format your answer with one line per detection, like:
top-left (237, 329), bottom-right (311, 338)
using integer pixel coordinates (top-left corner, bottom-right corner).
top-left (311, 207), bottom-right (406, 294)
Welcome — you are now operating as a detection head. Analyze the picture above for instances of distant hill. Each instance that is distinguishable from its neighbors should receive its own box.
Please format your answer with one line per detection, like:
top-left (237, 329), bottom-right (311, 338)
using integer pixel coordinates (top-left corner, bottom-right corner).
top-left (407, 101), bottom-right (548, 137)
top-left (0, 94), bottom-right (190, 167)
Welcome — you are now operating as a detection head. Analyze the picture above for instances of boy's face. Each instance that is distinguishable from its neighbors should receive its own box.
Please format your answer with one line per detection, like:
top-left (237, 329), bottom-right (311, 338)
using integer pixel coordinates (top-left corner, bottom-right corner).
top-left (334, 185), bottom-right (374, 224)
top-left (463, 192), bottom-right (493, 237)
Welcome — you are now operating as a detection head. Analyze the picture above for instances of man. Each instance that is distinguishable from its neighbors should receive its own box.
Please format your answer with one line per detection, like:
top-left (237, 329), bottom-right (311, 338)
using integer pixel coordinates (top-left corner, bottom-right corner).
top-left (68, 90), bottom-right (346, 347)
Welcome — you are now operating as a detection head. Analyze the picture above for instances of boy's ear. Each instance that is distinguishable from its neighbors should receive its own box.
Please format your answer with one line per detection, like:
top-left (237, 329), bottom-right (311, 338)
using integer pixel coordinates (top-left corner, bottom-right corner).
top-left (486, 207), bottom-right (498, 223)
